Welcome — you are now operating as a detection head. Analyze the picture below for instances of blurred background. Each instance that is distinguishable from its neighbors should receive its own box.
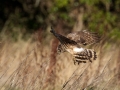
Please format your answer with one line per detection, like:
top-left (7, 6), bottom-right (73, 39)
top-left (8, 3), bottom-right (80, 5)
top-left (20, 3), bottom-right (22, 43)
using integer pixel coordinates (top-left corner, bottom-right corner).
top-left (0, 0), bottom-right (120, 41)
top-left (0, 0), bottom-right (120, 90)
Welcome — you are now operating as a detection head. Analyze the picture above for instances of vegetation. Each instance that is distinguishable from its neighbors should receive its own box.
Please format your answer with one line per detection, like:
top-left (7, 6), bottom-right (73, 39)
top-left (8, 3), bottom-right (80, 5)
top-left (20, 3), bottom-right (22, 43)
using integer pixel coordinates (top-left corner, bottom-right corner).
top-left (0, 0), bottom-right (120, 90)
top-left (0, 0), bottom-right (120, 41)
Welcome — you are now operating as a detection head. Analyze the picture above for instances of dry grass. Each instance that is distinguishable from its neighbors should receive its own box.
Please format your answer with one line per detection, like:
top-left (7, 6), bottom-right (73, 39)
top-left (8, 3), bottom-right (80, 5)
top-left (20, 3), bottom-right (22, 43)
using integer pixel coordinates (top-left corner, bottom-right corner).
top-left (0, 31), bottom-right (120, 90)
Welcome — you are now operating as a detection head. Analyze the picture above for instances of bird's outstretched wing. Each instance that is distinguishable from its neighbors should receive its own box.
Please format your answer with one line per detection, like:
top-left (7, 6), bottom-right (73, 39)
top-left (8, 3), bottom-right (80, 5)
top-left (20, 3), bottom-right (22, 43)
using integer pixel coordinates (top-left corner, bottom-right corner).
top-left (67, 30), bottom-right (100, 45)
top-left (50, 27), bottom-right (78, 49)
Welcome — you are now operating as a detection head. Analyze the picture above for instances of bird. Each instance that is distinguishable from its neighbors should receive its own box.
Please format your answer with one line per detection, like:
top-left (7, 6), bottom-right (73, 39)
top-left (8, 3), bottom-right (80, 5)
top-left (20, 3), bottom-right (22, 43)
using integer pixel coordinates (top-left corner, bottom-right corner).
top-left (50, 27), bottom-right (100, 65)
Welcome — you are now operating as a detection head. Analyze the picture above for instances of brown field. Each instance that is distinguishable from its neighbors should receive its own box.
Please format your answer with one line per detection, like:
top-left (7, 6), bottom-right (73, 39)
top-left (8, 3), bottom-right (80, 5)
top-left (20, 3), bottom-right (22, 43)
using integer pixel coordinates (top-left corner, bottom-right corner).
top-left (0, 30), bottom-right (120, 90)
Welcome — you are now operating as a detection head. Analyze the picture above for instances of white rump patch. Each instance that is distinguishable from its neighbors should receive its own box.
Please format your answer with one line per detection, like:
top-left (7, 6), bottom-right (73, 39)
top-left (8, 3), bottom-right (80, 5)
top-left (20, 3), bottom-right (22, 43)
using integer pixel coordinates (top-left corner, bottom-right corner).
top-left (73, 47), bottom-right (84, 52)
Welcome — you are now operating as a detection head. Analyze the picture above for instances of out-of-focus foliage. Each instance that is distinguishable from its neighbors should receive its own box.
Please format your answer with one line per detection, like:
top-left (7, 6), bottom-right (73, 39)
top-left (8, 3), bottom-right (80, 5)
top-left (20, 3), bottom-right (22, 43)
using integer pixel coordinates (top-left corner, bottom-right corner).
top-left (0, 0), bottom-right (120, 41)
top-left (81, 0), bottom-right (120, 41)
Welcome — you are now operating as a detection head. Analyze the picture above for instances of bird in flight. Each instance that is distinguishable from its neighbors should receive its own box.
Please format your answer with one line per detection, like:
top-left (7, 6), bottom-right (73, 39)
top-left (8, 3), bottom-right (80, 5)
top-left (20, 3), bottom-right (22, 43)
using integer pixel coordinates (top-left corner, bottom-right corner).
top-left (50, 27), bottom-right (100, 65)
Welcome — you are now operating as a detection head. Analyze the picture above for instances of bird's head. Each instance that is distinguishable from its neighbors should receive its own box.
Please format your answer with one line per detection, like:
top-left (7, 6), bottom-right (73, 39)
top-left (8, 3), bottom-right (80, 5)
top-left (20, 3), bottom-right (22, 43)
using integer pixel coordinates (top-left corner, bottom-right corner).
top-left (57, 44), bottom-right (66, 54)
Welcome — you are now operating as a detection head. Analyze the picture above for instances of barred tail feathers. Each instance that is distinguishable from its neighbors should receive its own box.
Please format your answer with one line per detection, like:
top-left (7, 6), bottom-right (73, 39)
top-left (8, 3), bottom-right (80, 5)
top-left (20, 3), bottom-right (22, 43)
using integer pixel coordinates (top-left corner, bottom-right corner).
top-left (73, 49), bottom-right (97, 64)
top-left (87, 49), bottom-right (97, 61)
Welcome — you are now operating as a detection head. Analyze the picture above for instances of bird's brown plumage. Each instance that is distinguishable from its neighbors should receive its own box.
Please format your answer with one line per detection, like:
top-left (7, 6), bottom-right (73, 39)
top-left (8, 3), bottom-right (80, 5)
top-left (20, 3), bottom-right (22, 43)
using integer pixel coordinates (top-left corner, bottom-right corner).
top-left (50, 27), bottom-right (100, 65)
top-left (67, 30), bottom-right (100, 45)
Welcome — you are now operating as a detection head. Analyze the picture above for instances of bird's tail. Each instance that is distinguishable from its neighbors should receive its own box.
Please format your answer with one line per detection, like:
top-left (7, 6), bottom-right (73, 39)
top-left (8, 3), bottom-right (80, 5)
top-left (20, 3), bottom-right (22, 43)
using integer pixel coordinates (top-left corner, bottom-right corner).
top-left (86, 49), bottom-right (97, 61)
top-left (74, 49), bottom-right (97, 64)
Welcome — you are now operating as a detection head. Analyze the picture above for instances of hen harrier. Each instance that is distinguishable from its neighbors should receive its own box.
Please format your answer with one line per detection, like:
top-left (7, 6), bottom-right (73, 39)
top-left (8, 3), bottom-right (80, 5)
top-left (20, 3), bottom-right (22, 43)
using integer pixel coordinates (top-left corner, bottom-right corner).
top-left (50, 27), bottom-right (100, 64)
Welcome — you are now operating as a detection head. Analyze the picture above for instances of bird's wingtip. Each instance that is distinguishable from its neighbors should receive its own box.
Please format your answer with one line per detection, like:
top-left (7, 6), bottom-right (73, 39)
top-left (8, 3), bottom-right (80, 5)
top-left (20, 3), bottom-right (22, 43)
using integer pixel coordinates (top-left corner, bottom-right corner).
top-left (51, 26), bottom-right (53, 30)
top-left (50, 26), bottom-right (54, 33)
